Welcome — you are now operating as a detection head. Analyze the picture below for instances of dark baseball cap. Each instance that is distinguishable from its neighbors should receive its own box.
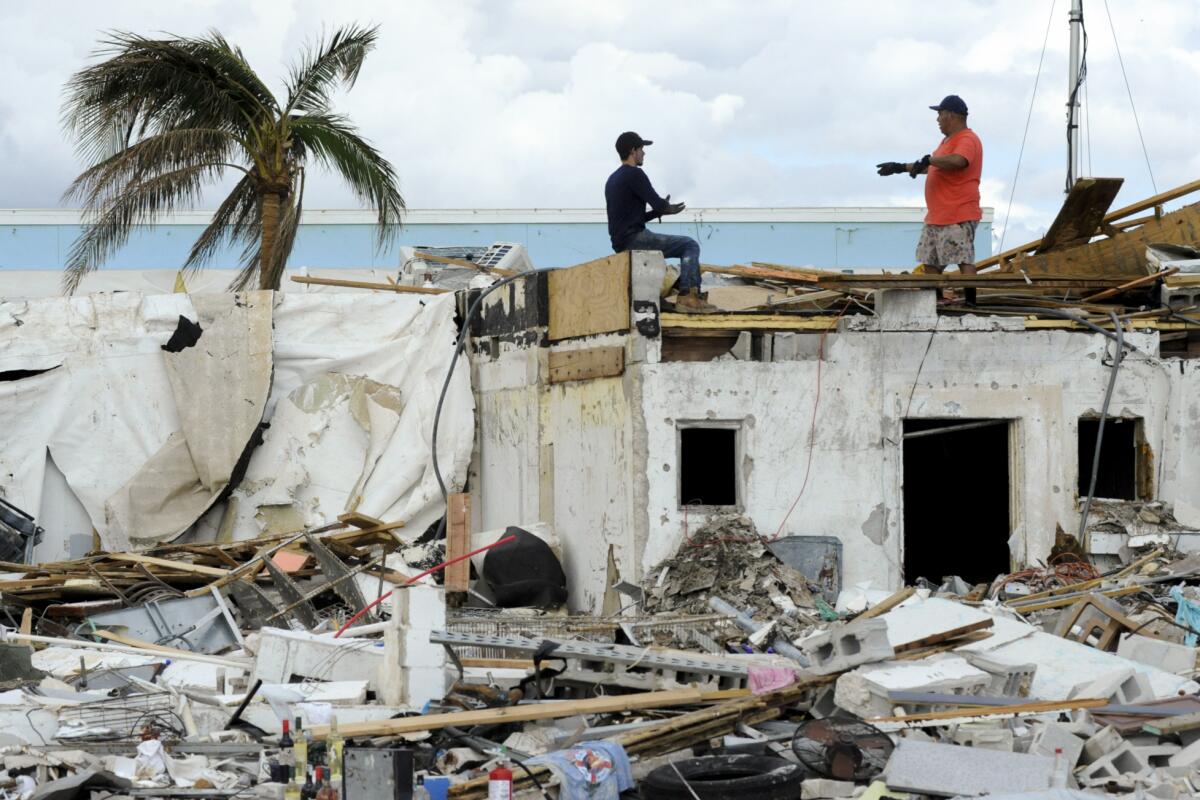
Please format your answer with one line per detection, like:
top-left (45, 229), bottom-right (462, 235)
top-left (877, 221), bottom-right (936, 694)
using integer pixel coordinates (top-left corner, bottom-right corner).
top-left (615, 131), bottom-right (653, 157)
top-left (930, 95), bottom-right (968, 115)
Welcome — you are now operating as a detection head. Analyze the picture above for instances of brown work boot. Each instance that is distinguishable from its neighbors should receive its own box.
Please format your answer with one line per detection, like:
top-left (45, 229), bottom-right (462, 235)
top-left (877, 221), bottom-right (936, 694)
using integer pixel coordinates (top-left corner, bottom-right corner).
top-left (674, 288), bottom-right (719, 314)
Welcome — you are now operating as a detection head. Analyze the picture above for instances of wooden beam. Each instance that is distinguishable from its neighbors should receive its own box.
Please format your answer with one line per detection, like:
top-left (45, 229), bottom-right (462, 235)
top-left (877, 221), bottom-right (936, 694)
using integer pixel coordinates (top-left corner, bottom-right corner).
top-left (548, 346), bottom-right (625, 383)
top-left (444, 493), bottom-right (471, 592)
top-left (105, 553), bottom-right (228, 578)
top-left (1035, 178), bottom-right (1125, 254)
top-left (1082, 268), bottom-right (1179, 302)
top-left (414, 250), bottom-right (515, 277)
top-left (93, 630), bottom-right (225, 660)
top-left (893, 620), bottom-right (994, 653)
top-left (857, 587), bottom-right (916, 621)
top-left (869, 697), bottom-right (1110, 724)
top-left (290, 276), bottom-right (449, 294)
top-left (817, 274), bottom-right (1126, 290)
top-left (308, 687), bottom-right (709, 740)
top-left (1143, 711), bottom-right (1200, 736)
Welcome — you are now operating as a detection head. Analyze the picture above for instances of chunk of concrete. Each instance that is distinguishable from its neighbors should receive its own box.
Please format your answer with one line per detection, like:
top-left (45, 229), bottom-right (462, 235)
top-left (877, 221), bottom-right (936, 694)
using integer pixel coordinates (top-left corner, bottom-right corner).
top-left (1029, 721), bottom-right (1085, 766)
top-left (1168, 737), bottom-right (1200, 767)
top-left (1077, 741), bottom-right (1150, 782)
top-left (834, 655), bottom-right (991, 719)
top-left (881, 739), bottom-right (1060, 796)
top-left (1118, 633), bottom-right (1198, 675)
top-left (800, 778), bottom-right (856, 799)
top-left (799, 617), bottom-right (894, 675)
top-left (1069, 667), bottom-right (1155, 705)
top-left (962, 652), bottom-right (1035, 697)
top-left (951, 723), bottom-right (1014, 751)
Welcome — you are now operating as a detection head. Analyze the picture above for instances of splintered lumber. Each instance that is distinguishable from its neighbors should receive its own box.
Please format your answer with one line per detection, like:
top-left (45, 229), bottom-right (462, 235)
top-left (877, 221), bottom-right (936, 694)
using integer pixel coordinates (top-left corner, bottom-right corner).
top-left (1082, 267), bottom-right (1179, 302)
top-left (701, 263), bottom-right (823, 284)
top-left (93, 630), bottom-right (223, 660)
top-left (290, 275), bottom-right (449, 294)
top-left (893, 619), bottom-right (994, 653)
top-left (869, 697), bottom-right (1110, 725)
top-left (414, 250), bottom-right (515, 277)
top-left (816, 273), bottom-right (1126, 291)
top-left (1035, 178), bottom-right (1125, 254)
top-left (309, 688), bottom-right (711, 740)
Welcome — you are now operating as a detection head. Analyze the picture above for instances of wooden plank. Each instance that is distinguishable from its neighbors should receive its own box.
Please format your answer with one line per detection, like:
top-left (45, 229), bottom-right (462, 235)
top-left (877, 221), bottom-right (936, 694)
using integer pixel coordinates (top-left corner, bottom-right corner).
top-left (817, 274), bottom-right (1126, 290)
top-left (868, 697), bottom-right (1110, 724)
top-left (289, 276), bottom-right (448, 294)
top-left (1082, 267), bottom-right (1179, 302)
top-left (93, 630), bottom-right (212, 659)
top-left (547, 346), bottom-right (625, 383)
top-left (857, 587), bottom-right (916, 621)
top-left (19, 607), bottom-right (32, 636)
top-left (1142, 710), bottom-right (1200, 736)
top-left (893, 619), bottom-right (993, 653)
top-left (414, 250), bottom-right (515, 277)
top-left (548, 252), bottom-right (631, 341)
top-left (105, 553), bottom-right (228, 578)
top-left (1035, 178), bottom-right (1125, 253)
top-left (308, 687), bottom-right (707, 740)
top-left (337, 512), bottom-right (385, 530)
top-left (444, 493), bottom-right (471, 592)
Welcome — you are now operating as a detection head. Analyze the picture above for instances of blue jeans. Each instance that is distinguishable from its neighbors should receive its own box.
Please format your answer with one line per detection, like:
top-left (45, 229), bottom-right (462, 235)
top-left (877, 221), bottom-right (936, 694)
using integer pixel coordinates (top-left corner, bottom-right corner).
top-left (623, 229), bottom-right (702, 290)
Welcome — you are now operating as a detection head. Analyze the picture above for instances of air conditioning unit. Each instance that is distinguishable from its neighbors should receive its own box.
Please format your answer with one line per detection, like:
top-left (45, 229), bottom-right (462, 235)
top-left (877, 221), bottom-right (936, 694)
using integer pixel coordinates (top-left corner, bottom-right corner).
top-left (474, 242), bottom-right (532, 274)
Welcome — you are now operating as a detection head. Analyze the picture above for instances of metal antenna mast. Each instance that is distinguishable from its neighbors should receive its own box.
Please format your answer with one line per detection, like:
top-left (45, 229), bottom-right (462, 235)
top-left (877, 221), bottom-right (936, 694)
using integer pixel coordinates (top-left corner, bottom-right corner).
top-left (1066, 0), bottom-right (1084, 191)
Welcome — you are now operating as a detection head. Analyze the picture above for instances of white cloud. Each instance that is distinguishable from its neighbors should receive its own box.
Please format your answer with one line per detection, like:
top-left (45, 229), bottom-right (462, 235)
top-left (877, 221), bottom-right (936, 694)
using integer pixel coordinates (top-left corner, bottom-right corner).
top-left (0, 0), bottom-right (1197, 256)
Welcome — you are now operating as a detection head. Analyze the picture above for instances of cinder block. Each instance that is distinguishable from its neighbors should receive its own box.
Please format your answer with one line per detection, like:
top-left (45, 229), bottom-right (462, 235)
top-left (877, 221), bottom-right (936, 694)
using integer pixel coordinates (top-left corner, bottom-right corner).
top-left (401, 629), bottom-right (445, 669)
top-left (800, 778), bottom-right (855, 799)
top-left (1168, 737), bottom-right (1200, 767)
top-left (392, 584), bottom-right (446, 630)
top-left (799, 618), bottom-right (894, 675)
top-left (1118, 633), bottom-right (1198, 675)
top-left (963, 652), bottom-right (1036, 697)
top-left (1133, 743), bottom-right (1182, 768)
top-left (404, 665), bottom-right (448, 709)
top-left (1070, 667), bottom-right (1155, 705)
top-left (834, 655), bottom-right (991, 719)
top-left (1077, 742), bottom-right (1150, 782)
top-left (1029, 721), bottom-right (1085, 766)
top-left (1083, 726), bottom-right (1126, 763)
top-left (952, 723), bottom-right (1014, 751)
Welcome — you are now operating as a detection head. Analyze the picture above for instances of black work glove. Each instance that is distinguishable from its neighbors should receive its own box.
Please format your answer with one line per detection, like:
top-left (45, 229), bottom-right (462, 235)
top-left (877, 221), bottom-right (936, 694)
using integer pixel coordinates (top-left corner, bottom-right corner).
top-left (661, 194), bottom-right (686, 215)
top-left (876, 162), bottom-right (907, 176)
top-left (908, 154), bottom-right (931, 178)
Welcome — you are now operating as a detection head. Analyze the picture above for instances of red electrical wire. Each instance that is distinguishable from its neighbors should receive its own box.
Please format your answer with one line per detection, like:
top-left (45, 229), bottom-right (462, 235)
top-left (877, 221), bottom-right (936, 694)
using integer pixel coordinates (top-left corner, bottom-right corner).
top-left (333, 534), bottom-right (517, 638)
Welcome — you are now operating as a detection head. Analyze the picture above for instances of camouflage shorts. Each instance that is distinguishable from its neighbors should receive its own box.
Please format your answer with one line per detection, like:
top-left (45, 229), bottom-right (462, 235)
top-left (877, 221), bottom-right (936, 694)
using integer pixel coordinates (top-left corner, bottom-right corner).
top-left (915, 221), bottom-right (978, 267)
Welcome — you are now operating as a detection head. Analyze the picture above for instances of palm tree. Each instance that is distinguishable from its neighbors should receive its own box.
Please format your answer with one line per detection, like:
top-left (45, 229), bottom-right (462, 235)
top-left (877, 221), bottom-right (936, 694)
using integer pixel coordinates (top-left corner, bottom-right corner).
top-left (61, 25), bottom-right (403, 292)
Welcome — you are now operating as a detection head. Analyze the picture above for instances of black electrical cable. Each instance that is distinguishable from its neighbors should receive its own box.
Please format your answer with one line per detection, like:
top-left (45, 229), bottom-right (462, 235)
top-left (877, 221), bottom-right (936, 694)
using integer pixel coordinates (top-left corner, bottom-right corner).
top-left (1065, 2), bottom-right (1089, 192)
top-left (1077, 311), bottom-right (1123, 539)
top-left (508, 753), bottom-right (551, 799)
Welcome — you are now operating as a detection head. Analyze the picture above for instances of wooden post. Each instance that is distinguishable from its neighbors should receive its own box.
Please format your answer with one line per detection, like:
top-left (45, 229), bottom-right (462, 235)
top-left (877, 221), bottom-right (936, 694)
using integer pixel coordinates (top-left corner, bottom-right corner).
top-left (445, 493), bottom-right (471, 592)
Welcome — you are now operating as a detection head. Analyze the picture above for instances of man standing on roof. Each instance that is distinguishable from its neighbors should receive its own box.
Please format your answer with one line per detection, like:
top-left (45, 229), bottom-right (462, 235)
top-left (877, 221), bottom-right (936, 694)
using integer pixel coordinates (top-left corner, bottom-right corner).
top-left (877, 95), bottom-right (983, 300)
top-left (605, 131), bottom-right (716, 313)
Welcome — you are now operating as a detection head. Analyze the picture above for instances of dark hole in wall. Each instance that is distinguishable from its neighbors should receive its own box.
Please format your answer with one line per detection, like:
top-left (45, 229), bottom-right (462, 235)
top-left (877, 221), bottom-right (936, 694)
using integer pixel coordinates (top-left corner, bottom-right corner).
top-left (903, 419), bottom-right (1010, 585)
top-left (1078, 418), bottom-right (1137, 500)
top-left (680, 427), bottom-right (737, 506)
top-left (161, 316), bottom-right (203, 353)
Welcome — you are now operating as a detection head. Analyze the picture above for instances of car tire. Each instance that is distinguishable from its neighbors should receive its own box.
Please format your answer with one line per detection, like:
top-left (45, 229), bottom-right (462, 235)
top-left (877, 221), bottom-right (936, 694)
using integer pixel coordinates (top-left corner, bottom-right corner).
top-left (639, 754), bottom-right (803, 799)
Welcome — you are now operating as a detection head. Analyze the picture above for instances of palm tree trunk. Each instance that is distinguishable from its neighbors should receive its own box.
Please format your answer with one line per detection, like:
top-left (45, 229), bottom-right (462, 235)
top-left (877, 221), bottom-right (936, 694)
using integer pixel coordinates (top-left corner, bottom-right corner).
top-left (259, 191), bottom-right (281, 290)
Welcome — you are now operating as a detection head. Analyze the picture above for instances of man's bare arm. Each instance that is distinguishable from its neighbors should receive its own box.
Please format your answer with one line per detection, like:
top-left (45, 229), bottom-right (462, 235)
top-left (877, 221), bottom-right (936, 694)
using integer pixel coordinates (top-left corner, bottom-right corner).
top-left (929, 153), bottom-right (968, 170)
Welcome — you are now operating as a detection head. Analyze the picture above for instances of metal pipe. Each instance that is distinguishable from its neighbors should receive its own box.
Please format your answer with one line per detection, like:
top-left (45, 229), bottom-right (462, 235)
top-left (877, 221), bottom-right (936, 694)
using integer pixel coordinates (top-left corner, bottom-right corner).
top-left (1067, 0), bottom-right (1084, 190)
top-left (707, 596), bottom-right (809, 665)
top-left (1077, 312), bottom-right (1124, 540)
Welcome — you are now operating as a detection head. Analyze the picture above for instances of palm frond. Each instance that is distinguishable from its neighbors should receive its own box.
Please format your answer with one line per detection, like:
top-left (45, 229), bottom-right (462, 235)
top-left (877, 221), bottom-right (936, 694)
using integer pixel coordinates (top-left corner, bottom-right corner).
top-left (290, 113), bottom-right (404, 246)
top-left (284, 25), bottom-right (379, 115)
top-left (183, 173), bottom-right (260, 272)
top-left (62, 163), bottom-right (226, 294)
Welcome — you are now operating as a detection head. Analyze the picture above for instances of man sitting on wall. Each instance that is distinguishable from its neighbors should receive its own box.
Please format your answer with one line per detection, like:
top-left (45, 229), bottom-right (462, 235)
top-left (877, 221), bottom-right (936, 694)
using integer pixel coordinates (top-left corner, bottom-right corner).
top-left (604, 131), bottom-right (716, 313)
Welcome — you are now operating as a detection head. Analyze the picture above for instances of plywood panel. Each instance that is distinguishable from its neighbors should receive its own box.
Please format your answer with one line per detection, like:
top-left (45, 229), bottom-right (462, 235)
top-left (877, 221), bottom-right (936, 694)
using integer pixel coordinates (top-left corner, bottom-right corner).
top-left (548, 252), bottom-right (631, 341)
top-left (445, 493), bottom-right (471, 592)
top-left (548, 346), bottom-right (625, 383)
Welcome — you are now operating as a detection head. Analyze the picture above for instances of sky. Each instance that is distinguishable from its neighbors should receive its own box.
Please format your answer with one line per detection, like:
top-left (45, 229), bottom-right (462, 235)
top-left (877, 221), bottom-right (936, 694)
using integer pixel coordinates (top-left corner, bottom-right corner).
top-left (1, 0), bottom-right (1197, 252)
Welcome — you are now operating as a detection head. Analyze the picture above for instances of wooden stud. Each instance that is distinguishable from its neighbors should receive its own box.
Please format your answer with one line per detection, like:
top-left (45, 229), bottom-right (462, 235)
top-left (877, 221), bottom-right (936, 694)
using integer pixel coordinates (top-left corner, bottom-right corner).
top-left (289, 276), bottom-right (449, 294)
top-left (548, 346), bottom-right (625, 383)
top-left (444, 493), bottom-right (471, 592)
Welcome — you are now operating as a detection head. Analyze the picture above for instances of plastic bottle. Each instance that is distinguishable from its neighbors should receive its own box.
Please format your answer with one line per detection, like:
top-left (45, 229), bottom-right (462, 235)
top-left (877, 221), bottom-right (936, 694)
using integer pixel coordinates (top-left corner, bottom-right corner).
top-left (487, 749), bottom-right (513, 800)
top-left (326, 716), bottom-right (344, 796)
top-left (1050, 747), bottom-right (1068, 787)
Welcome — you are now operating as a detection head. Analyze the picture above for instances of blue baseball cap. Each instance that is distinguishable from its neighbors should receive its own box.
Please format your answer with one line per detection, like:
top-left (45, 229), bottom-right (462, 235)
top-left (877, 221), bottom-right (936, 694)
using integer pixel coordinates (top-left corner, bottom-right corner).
top-left (930, 95), bottom-right (968, 115)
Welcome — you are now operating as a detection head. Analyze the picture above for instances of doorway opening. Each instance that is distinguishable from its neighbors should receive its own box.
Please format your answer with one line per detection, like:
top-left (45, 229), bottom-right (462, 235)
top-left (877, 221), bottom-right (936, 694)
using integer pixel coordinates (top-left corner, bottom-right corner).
top-left (903, 419), bottom-right (1012, 586)
top-left (1078, 417), bottom-right (1140, 501)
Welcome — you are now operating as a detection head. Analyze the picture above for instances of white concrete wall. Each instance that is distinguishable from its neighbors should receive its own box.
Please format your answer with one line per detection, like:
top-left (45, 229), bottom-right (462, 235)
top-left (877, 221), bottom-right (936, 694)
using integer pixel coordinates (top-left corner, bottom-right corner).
top-left (636, 326), bottom-right (1178, 592)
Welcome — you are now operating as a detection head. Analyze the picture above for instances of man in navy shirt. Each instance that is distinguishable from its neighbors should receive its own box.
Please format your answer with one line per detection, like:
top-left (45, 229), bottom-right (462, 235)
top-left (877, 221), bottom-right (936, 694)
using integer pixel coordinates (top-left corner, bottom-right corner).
top-left (605, 132), bottom-right (715, 313)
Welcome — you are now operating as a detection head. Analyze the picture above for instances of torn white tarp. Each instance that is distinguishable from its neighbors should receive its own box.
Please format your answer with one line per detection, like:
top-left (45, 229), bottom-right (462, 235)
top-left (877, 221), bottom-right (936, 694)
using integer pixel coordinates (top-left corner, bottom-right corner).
top-left (0, 291), bottom-right (272, 551)
top-left (0, 289), bottom-right (474, 551)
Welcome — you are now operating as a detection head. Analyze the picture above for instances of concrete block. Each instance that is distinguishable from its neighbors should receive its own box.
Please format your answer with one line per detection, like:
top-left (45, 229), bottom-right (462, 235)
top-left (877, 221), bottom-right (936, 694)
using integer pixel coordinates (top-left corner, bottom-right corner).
top-left (882, 739), bottom-right (1059, 796)
top-left (1118, 633), bottom-right (1198, 675)
top-left (392, 584), bottom-right (446, 631)
top-left (875, 289), bottom-right (938, 329)
top-left (1070, 667), bottom-right (1155, 705)
top-left (1029, 721), bottom-right (1085, 766)
top-left (403, 666), bottom-right (448, 709)
top-left (1134, 743), bottom-right (1182, 767)
top-left (799, 618), bottom-right (894, 675)
top-left (962, 652), bottom-right (1036, 697)
top-left (1077, 742), bottom-right (1150, 782)
top-left (951, 723), bottom-right (1014, 751)
top-left (800, 778), bottom-right (855, 799)
top-left (1082, 725), bottom-right (1125, 763)
top-left (1168, 737), bottom-right (1200, 767)
top-left (834, 655), bottom-right (991, 719)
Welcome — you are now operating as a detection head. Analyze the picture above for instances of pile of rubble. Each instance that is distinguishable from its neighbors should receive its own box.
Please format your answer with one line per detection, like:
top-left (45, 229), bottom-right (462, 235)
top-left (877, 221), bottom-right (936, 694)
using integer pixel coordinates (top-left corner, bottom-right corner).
top-left (3, 512), bottom-right (1200, 799)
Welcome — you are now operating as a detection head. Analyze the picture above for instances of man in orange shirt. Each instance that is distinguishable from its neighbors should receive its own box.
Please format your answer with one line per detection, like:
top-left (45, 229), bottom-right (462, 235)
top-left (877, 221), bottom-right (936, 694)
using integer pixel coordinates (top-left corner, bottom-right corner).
top-left (878, 95), bottom-right (983, 297)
